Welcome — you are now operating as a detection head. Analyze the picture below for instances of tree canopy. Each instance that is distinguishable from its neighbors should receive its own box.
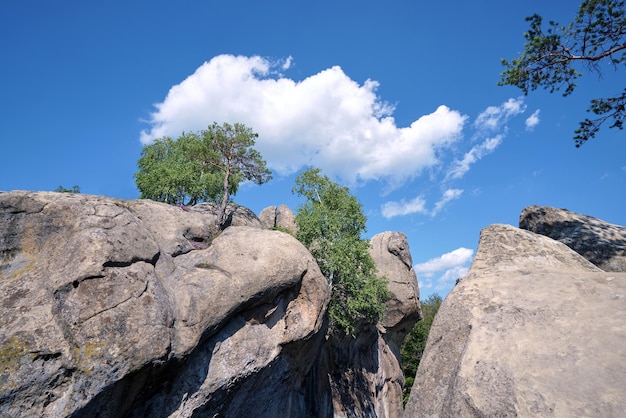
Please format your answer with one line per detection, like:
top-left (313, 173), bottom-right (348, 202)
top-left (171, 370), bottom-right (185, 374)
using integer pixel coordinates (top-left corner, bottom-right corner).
top-left (292, 167), bottom-right (390, 337)
top-left (135, 123), bottom-right (271, 225)
top-left (499, 0), bottom-right (626, 146)
top-left (54, 185), bottom-right (80, 193)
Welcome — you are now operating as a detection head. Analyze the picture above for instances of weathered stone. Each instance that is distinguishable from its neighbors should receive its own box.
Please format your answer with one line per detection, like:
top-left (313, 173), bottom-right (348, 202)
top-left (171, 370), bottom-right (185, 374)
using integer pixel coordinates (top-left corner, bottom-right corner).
top-left (320, 232), bottom-right (421, 418)
top-left (404, 224), bottom-right (626, 417)
top-left (258, 204), bottom-right (298, 235)
top-left (0, 191), bottom-right (329, 417)
top-left (520, 205), bottom-right (626, 272)
top-left (369, 231), bottom-right (422, 418)
top-left (370, 232), bottom-right (422, 346)
top-left (276, 204), bottom-right (298, 234)
top-left (191, 201), bottom-right (264, 229)
top-left (258, 205), bottom-right (277, 229)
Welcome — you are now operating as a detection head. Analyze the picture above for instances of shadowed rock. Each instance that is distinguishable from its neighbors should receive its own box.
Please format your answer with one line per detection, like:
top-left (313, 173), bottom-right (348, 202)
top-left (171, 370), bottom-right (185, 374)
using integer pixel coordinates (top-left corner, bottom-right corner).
top-left (520, 205), bottom-right (626, 272)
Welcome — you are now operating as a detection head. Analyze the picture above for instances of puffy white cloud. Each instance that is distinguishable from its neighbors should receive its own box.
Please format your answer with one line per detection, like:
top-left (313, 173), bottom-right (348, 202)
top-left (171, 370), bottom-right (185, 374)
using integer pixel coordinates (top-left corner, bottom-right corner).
top-left (432, 188), bottom-right (463, 216)
top-left (140, 54), bottom-right (467, 186)
top-left (381, 195), bottom-right (427, 218)
top-left (413, 247), bottom-right (474, 276)
top-left (525, 109), bottom-right (540, 130)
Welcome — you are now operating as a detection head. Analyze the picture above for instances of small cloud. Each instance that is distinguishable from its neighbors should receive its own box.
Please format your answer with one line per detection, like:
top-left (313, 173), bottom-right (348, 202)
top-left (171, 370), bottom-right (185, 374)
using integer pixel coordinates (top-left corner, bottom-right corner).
top-left (432, 188), bottom-right (463, 216)
top-left (381, 195), bottom-right (427, 219)
top-left (445, 134), bottom-right (503, 181)
top-left (281, 56), bottom-right (293, 70)
top-left (525, 109), bottom-right (540, 131)
top-left (414, 247), bottom-right (474, 275)
top-left (414, 247), bottom-right (474, 294)
top-left (474, 97), bottom-right (526, 131)
top-left (435, 265), bottom-right (470, 290)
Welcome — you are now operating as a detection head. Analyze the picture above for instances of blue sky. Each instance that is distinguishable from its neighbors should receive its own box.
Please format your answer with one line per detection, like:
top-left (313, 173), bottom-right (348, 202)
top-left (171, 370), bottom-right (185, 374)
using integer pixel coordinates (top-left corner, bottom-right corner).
top-left (2, 1), bottom-right (624, 298)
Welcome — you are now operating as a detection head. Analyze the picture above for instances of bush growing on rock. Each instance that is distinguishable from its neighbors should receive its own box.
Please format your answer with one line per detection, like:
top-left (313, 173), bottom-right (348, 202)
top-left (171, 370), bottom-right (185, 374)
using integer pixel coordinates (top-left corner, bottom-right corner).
top-left (292, 167), bottom-right (390, 337)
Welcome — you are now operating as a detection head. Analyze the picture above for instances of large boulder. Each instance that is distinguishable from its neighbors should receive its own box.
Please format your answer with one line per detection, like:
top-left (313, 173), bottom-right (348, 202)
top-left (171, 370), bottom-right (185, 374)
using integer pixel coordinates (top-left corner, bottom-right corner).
top-left (0, 191), bottom-right (329, 417)
top-left (319, 231), bottom-right (421, 418)
top-left (404, 223), bottom-right (626, 417)
top-left (520, 205), bottom-right (626, 272)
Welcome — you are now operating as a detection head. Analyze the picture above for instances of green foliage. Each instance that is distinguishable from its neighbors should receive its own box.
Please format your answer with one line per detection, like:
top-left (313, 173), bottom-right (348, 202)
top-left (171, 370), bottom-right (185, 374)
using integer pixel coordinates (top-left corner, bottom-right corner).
top-left (293, 167), bottom-right (391, 337)
top-left (401, 293), bottom-right (443, 405)
top-left (54, 185), bottom-right (80, 193)
top-left (135, 133), bottom-right (227, 205)
top-left (204, 122), bottom-right (272, 226)
top-left (135, 123), bottom-right (271, 225)
top-left (499, 0), bottom-right (626, 146)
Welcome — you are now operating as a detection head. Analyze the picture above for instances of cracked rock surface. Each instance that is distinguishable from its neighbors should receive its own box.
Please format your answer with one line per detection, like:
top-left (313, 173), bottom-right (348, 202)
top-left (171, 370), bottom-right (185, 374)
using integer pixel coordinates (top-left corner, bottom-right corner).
top-left (0, 191), bottom-right (329, 417)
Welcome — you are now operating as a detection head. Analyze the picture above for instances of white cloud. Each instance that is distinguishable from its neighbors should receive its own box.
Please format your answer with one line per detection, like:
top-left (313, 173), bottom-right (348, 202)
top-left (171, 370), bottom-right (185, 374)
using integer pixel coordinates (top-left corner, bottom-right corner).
top-left (381, 188), bottom-right (463, 219)
top-left (445, 134), bottom-right (503, 181)
top-left (414, 247), bottom-right (474, 295)
top-left (381, 195), bottom-right (427, 218)
top-left (435, 265), bottom-right (470, 289)
top-left (140, 54), bottom-right (467, 186)
top-left (440, 97), bottom-right (526, 182)
top-left (474, 97), bottom-right (526, 131)
top-left (432, 188), bottom-right (463, 216)
top-left (414, 247), bottom-right (474, 276)
top-left (525, 109), bottom-right (540, 130)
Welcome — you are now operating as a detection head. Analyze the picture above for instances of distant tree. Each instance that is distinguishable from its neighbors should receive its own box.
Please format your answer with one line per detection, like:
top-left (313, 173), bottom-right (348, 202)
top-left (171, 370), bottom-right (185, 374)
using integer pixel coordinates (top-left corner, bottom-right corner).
top-left (499, 0), bottom-right (626, 146)
top-left (54, 185), bottom-right (80, 193)
top-left (135, 123), bottom-right (271, 226)
top-left (293, 167), bottom-right (390, 337)
top-left (401, 293), bottom-right (443, 404)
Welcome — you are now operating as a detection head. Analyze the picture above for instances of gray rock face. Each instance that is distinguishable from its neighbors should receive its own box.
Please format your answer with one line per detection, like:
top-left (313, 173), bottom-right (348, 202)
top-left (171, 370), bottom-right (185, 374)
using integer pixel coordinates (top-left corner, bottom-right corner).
top-left (404, 223), bottom-right (626, 417)
top-left (520, 205), bottom-right (626, 272)
top-left (258, 204), bottom-right (298, 235)
top-left (192, 201), bottom-right (264, 229)
top-left (0, 191), bottom-right (329, 417)
top-left (321, 232), bottom-right (421, 418)
top-left (370, 232), bottom-right (422, 347)
top-left (258, 205), bottom-right (277, 229)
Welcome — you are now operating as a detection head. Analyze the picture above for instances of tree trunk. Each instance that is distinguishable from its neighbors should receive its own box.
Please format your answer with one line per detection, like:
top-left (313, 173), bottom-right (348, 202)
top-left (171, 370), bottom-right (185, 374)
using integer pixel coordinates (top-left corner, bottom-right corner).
top-left (216, 167), bottom-right (230, 227)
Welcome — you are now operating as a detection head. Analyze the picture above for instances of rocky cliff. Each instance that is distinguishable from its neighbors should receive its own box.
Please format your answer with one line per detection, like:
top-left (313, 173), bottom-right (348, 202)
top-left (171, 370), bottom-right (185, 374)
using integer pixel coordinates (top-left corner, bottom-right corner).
top-left (0, 191), bottom-right (331, 417)
top-left (404, 207), bottom-right (626, 417)
top-left (0, 192), bottom-right (420, 417)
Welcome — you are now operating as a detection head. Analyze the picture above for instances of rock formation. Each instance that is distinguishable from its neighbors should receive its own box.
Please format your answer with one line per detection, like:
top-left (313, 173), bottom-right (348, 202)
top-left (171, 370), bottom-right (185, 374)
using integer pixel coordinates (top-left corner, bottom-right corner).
top-left (0, 192), bottom-right (421, 417)
top-left (520, 205), bottom-right (626, 272)
top-left (0, 191), bottom-right (329, 417)
top-left (258, 204), bottom-right (298, 235)
top-left (404, 222), bottom-right (626, 417)
top-left (318, 231), bottom-right (421, 418)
